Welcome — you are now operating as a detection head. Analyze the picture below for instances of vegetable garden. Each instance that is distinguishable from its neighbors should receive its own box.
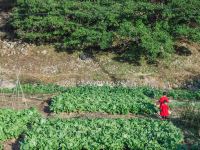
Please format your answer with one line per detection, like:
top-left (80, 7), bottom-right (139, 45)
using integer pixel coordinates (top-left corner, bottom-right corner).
top-left (0, 108), bottom-right (184, 150)
top-left (50, 86), bottom-right (157, 114)
top-left (1, 84), bottom-right (198, 149)
top-left (0, 108), bottom-right (39, 149)
top-left (20, 118), bottom-right (183, 150)
top-left (2, 83), bottom-right (200, 100)
top-left (0, 0), bottom-right (200, 149)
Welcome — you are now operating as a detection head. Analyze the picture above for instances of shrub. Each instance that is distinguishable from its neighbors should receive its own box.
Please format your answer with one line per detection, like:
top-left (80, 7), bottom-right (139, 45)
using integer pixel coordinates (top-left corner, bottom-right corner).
top-left (10, 0), bottom-right (200, 61)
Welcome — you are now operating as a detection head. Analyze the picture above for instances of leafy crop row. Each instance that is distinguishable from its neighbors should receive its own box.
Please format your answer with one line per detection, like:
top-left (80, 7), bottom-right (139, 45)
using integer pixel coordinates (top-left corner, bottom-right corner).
top-left (0, 108), bottom-right (39, 142)
top-left (1, 83), bottom-right (199, 100)
top-left (50, 85), bottom-right (200, 114)
top-left (50, 86), bottom-right (157, 114)
top-left (136, 87), bottom-right (200, 100)
top-left (0, 83), bottom-right (67, 94)
top-left (20, 118), bottom-right (183, 150)
top-left (17, 83), bottom-right (67, 94)
top-left (10, 0), bottom-right (200, 61)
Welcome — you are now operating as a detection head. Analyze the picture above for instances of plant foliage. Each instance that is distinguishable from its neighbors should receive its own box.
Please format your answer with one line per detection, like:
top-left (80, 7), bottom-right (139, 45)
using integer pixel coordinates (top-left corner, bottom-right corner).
top-left (50, 86), bottom-right (157, 114)
top-left (0, 108), bottom-right (39, 142)
top-left (20, 118), bottom-right (183, 150)
top-left (10, 0), bottom-right (200, 61)
top-left (0, 83), bottom-right (67, 94)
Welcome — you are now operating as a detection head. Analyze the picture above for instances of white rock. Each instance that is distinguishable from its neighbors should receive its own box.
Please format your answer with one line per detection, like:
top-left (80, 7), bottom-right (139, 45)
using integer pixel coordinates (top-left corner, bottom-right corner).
top-left (0, 80), bottom-right (16, 89)
top-left (41, 50), bottom-right (48, 55)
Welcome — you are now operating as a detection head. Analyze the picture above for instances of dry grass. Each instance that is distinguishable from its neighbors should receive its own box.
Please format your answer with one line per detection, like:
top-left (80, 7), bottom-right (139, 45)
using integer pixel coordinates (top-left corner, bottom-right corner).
top-left (0, 41), bottom-right (200, 88)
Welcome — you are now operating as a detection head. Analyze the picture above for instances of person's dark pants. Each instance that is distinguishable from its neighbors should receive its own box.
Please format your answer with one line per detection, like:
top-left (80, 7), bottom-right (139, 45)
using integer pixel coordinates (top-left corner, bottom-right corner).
top-left (161, 116), bottom-right (169, 120)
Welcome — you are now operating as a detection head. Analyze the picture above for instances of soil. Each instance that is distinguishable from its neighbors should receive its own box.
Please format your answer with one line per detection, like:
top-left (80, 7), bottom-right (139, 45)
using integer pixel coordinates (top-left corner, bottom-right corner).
top-left (0, 40), bottom-right (200, 90)
top-left (3, 138), bottom-right (20, 150)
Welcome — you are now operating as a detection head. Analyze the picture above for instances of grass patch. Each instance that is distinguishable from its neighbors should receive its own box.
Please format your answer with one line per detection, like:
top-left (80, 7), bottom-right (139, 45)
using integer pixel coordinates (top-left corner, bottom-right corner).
top-left (0, 83), bottom-right (67, 94)
top-left (180, 102), bottom-right (200, 129)
top-left (136, 86), bottom-right (200, 101)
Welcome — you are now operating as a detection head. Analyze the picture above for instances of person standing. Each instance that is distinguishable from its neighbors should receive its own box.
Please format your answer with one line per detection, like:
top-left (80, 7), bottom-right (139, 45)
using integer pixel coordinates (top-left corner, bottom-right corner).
top-left (156, 91), bottom-right (170, 119)
top-left (160, 100), bottom-right (170, 119)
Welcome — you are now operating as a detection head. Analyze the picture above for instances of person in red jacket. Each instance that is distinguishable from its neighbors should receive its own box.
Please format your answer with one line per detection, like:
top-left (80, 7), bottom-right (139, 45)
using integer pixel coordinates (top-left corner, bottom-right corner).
top-left (159, 91), bottom-right (169, 106)
top-left (160, 100), bottom-right (170, 119)
top-left (156, 91), bottom-right (170, 119)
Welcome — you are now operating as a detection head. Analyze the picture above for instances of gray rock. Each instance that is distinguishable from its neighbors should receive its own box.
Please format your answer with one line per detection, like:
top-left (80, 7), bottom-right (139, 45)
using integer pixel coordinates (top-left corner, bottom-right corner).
top-left (0, 31), bottom-right (6, 38)
top-left (0, 79), bottom-right (16, 89)
top-left (41, 66), bottom-right (59, 75)
top-left (41, 50), bottom-right (48, 55)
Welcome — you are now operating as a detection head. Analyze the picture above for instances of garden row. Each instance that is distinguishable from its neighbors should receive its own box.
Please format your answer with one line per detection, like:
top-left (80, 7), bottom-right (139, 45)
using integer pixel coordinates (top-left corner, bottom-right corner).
top-left (0, 108), bottom-right (183, 150)
top-left (0, 108), bottom-right (39, 149)
top-left (50, 86), bottom-right (157, 114)
top-left (0, 83), bottom-right (67, 94)
top-left (49, 86), bottom-right (200, 114)
top-left (1, 84), bottom-right (200, 100)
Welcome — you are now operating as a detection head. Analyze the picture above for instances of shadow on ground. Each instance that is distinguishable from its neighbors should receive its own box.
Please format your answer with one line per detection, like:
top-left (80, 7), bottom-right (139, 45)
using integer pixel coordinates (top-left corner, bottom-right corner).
top-left (180, 75), bottom-right (200, 90)
top-left (0, 0), bottom-right (16, 39)
top-left (11, 136), bottom-right (21, 150)
top-left (170, 117), bottom-right (200, 149)
top-left (0, 0), bottom-right (15, 11)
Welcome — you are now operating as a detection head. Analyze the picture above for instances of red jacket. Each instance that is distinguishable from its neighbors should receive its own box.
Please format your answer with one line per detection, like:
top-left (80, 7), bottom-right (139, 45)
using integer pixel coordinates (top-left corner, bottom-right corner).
top-left (160, 103), bottom-right (169, 117)
top-left (159, 96), bottom-right (169, 106)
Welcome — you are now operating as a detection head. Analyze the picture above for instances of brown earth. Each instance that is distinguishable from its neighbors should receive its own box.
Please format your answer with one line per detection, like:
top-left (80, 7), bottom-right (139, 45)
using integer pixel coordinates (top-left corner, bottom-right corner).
top-left (3, 138), bottom-right (20, 150)
top-left (0, 40), bottom-right (200, 89)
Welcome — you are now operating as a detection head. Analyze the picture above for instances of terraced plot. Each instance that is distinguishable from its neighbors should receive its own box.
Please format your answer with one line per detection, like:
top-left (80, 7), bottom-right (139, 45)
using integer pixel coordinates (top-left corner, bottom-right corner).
top-left (50, 86), bottom-right (157, 115)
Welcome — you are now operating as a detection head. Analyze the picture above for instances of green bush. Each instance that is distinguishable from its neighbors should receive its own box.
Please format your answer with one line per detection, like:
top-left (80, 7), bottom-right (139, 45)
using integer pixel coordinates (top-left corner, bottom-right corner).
top-left (20, 118), bottom-right (184, 150)
top-left (10, 0), bottom-right (200, 62)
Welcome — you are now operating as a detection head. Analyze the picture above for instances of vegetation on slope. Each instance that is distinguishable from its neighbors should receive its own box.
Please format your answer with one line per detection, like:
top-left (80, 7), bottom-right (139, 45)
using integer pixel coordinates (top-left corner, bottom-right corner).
top-left (10, 0), bottom-right (200, 62)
